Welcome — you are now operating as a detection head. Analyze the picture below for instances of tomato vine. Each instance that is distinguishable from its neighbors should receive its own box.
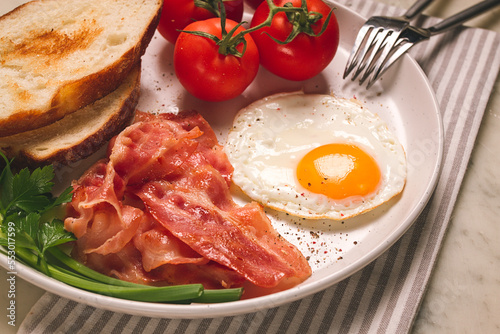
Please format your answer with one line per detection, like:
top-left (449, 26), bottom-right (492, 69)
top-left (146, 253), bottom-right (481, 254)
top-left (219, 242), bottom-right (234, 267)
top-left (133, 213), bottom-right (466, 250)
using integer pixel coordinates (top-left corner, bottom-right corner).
top-left (179, 0), bottom-right (335, 58)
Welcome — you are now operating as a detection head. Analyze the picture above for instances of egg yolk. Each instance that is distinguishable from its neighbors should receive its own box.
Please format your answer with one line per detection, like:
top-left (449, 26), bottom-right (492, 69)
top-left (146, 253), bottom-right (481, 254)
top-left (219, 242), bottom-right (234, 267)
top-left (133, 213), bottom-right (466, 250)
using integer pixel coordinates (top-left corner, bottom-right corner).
top-left (296, 143), bottom-right (381, 200)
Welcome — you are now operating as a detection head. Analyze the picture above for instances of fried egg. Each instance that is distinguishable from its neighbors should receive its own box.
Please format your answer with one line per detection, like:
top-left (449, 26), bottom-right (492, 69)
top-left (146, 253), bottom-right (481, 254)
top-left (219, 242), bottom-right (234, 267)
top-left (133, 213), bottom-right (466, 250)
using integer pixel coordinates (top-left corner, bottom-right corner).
top-left (225, 92), bottom-right (407, 220)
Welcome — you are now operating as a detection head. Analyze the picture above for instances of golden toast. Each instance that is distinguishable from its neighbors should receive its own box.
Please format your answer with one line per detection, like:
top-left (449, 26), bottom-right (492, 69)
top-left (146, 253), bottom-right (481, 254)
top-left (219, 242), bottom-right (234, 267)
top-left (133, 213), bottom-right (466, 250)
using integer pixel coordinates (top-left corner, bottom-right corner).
top-left (0, 0), bottom-right (162, 137)
top-left (0, 64), bottom-right (141, 168)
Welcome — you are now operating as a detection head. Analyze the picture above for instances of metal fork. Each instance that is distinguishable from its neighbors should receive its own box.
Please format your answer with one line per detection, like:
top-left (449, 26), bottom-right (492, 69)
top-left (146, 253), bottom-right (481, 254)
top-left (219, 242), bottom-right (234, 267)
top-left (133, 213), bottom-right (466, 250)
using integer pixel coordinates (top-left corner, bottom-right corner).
top-left (344, 0), bottom-right (500, 89)
top-left (343, 0), bottom-right (434, 87)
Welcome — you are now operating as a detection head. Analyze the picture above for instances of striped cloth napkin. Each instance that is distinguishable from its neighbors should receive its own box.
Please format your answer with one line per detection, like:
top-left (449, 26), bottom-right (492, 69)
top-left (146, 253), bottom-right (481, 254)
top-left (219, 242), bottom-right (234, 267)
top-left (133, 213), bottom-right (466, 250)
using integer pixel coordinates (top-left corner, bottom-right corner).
top-left (18, 0), bottom-right (500, 333)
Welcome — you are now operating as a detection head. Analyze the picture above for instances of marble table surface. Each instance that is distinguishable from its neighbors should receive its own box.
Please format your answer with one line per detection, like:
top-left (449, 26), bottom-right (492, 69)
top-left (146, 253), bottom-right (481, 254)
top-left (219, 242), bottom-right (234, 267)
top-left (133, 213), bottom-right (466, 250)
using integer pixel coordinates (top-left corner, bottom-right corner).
top-left (1, 0), bottom-right (499, 333)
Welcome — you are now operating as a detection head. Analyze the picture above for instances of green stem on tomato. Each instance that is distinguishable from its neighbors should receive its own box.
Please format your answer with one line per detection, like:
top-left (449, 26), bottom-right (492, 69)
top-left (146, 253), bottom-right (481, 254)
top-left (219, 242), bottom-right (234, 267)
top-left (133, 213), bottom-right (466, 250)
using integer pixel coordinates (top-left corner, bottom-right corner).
top-left (219, 0), bottom-right (307, 47)
top-left (177, 0), bottom-right (322, 58)
top-left (194, 0), bottom-right (220, 17)
top-left (243, 0), bottom-right (335, 44)
top-left (193, 0), bottom-right (238, 18)
top-left (227, 0), bottom-right (336, 53)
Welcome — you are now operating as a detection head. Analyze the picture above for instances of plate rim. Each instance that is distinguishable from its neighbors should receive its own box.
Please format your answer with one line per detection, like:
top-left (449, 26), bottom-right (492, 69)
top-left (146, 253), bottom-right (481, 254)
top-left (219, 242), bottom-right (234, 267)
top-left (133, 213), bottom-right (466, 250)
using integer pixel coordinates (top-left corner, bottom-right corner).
top-left (0, 0), bottom-right (444, 319)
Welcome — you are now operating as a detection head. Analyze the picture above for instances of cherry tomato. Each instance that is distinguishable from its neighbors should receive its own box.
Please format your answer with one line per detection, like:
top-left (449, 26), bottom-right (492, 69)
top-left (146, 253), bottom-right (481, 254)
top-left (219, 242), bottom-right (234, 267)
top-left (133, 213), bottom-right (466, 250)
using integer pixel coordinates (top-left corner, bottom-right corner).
top-left (174, 18), bottom-right (260, 102)
top-left (250, 0), bottom-right (339, 81)
top-left (157, 0), bottom-right (244, 44)
top-left (245, 0), bottom-right (265, 9)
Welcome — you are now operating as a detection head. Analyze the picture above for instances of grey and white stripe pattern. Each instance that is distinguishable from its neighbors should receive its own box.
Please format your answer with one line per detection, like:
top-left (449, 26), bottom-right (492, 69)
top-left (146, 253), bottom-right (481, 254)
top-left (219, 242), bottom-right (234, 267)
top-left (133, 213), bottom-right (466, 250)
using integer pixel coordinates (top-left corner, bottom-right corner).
top-left (18, 1), bottom-right (500, 333)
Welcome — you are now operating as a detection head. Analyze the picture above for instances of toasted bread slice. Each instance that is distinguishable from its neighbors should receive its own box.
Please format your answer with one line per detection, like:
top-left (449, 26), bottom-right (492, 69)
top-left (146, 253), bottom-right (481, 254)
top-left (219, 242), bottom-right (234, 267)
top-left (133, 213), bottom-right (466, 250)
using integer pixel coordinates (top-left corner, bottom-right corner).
top-left (0, 64), bottom-right (141, 168)
top-left (0, 0), bottom-right (162, 137)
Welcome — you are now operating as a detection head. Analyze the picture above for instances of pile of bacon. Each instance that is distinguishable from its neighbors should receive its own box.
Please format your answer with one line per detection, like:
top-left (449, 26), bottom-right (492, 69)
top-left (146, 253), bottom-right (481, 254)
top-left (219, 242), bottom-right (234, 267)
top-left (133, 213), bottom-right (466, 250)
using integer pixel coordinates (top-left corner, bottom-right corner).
top-left (64, 111), bottom-right (311, 298)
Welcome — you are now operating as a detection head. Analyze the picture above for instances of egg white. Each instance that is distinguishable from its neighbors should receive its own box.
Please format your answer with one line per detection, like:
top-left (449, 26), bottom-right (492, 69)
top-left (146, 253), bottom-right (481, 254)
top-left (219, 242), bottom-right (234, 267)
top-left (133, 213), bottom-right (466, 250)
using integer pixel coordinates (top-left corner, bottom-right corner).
top-left (225, 92), bottom-right (407, 220)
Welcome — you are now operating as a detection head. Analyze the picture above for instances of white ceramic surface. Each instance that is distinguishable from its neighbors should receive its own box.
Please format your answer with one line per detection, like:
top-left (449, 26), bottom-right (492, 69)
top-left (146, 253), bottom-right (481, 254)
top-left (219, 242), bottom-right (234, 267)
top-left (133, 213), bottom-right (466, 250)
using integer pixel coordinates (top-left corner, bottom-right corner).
top-left (5, 0), bottom-right (500, 332)
top-left (0, 0), bottom-right (443, 319)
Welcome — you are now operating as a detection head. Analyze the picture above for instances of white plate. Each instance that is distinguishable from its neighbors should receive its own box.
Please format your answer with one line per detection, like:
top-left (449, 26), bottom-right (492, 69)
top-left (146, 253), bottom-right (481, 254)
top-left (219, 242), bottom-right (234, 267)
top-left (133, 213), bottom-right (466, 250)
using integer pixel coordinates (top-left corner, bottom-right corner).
top-left (0, 1), bottom-right (443, 318)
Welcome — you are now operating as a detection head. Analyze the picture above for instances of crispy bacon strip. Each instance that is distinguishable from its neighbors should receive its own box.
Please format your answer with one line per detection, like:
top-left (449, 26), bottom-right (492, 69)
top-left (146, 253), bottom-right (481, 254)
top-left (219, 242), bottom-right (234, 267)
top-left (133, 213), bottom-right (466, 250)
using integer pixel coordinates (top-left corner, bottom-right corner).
top-left (64, 111), bottom-right (311, 292)
top-left (134, 110), bottom-right (234, 185)
top-left (133, 224), bottom-right (208, 271)
top-left (137, 180), bottom-right (311, 288)
top-left (109, 118), bottom-right (202, 185)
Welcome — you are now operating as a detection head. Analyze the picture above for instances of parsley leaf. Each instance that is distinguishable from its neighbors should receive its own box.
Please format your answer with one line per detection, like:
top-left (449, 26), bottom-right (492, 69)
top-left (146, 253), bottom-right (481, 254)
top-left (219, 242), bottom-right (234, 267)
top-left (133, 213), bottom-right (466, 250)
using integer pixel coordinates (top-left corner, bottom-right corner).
top-left (11, 166), bottom-right (54, 213)
top-left (39, 218), bottom-right (76, 255)
top-left (16, 212), bottom-right (41, 251)
top-left (0, 213), bottom-right (39, 251)
top-left (0, 154), bottom-right (14, 216)
top-left (0, 163), bottom-right (55, 216)
top-left (0, 152), bottom-right (75, 275)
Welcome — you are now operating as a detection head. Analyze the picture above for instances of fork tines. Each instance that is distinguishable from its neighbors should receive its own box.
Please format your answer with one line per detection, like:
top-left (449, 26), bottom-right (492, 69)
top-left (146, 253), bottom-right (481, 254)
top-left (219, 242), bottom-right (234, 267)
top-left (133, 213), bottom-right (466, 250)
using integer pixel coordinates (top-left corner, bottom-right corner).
top-left (344, 17), bottom-right (410, 88)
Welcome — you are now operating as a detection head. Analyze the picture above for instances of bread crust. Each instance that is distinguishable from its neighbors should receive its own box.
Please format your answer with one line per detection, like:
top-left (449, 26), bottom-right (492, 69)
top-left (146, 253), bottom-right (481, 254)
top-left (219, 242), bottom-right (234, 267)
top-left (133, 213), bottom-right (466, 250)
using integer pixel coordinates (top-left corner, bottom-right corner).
top-left (0, 0), bottom-right (163, 137)
top-left (0, 65), bottom-right (141, 169)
